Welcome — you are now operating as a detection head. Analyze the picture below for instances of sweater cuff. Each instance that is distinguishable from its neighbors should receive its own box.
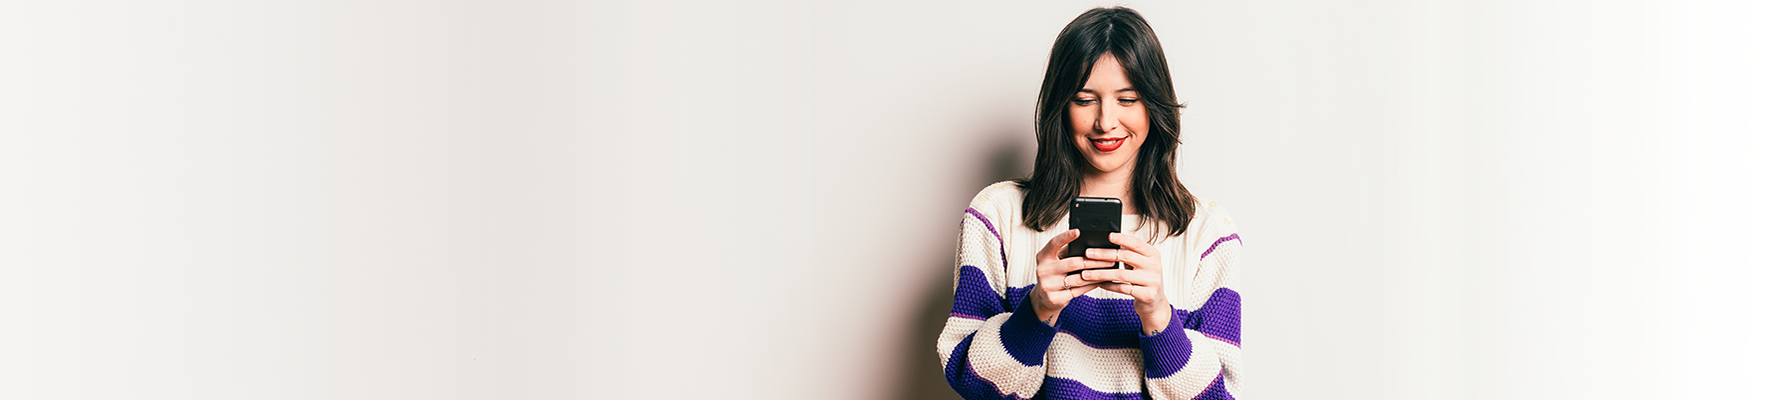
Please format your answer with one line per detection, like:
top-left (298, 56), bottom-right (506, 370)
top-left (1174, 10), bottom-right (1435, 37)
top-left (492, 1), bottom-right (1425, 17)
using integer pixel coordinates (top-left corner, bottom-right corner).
top-left (999, 288), bottom-right (1059, 366)
top-left (1138, 309), bottom-right (1192, 379)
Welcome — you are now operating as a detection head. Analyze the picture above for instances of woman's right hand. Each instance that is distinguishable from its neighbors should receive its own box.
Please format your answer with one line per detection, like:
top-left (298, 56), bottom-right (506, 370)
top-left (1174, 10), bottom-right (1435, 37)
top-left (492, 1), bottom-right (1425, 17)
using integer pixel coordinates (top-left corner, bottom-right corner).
top-left (1029, 229), bottom-right (1111, 325)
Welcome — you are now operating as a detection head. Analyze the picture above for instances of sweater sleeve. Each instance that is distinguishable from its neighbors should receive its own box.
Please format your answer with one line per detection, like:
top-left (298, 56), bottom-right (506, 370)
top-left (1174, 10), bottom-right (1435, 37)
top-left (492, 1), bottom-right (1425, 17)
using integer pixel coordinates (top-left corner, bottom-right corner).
top-left (1138, 221), bottom-right (1245, 400)
top-left (936, 202), bottom-right (1058, 399)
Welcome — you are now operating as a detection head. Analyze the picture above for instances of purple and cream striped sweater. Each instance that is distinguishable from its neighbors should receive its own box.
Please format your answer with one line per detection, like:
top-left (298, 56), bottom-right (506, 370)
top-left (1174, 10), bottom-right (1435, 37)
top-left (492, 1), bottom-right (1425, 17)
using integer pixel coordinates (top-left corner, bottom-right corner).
top-left (938, 181), bottom-right (1244, 400)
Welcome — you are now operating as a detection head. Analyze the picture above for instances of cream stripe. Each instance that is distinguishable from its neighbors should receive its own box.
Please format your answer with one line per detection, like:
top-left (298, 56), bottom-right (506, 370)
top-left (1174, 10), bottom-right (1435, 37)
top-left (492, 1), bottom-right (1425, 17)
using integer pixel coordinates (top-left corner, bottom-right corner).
top-left (1081, 287), bottom-right (1135, 300)
top-left (1142, 328), bottom-right (1226, 400)
top-left (937, 316), bottom-right (988, 367)
top-left (1044, 332), bottom-right (1144, 394)
top-left (1209, 335), bottom-right (1244, 394)
top-left (958, 219), bottom-right (1006, 293)
top-left (965, 313), bottom-right (1046, 397)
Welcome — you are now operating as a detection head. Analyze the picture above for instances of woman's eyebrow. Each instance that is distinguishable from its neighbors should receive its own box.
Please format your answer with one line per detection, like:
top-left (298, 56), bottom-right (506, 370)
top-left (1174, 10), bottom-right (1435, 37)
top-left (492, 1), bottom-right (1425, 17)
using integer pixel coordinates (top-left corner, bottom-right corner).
top-left (1077, 88), bottom-right (1138, 93)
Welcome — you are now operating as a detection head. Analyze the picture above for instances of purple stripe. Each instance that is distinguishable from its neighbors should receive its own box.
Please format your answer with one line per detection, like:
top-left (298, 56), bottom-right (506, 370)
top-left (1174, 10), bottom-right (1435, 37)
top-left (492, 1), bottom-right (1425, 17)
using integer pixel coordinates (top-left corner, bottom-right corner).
top-left (950, 312), bottom-right (989, 321)
top-left (1052, 329), bottom-right (1130, 352)
top-left (1139, 310), bottom-right (1192, 379)
top-left (979, 289), bottom-right (1241, 351)
top-left (1039, 376), bottom-right (1146, 400)
top-left (1200, 233), bottom-right (1242, 260)
top-left (945, 331), bottom-right (1228, 400)
top-left (981, 294), bottom-right (1177, 351)
top-left (1182, 288), bottom-right (1242, 346)
top-left (952, 266), bottom-right (1007, 319)
top-left (1202, 332), bottom-right (1240, 348)
top-left (965, 207), bottom-right (1008, 270)
top-left (1000, 290), bottom-right (1059, 367)
top-left (943, 332), bottom-right (1034, 400)
top-left (1193, 373), bottom-right (1235, 400)
top-left (1049, 295), bottom-right (1147, 350)
top-left (1003, 287), bottom-right (1032, 313)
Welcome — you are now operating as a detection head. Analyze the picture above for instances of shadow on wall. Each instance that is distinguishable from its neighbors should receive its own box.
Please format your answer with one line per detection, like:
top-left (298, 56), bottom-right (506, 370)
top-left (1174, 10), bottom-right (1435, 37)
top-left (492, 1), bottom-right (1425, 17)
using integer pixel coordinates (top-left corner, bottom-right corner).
top-left (895, 135), bottom-right (1032, 400)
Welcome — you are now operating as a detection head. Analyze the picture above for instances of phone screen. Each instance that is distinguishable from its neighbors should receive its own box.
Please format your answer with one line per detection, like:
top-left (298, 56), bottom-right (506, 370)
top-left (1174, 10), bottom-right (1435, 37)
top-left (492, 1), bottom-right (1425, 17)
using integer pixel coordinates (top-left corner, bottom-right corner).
top-left (1065, 196), bottom-right (1122, 259)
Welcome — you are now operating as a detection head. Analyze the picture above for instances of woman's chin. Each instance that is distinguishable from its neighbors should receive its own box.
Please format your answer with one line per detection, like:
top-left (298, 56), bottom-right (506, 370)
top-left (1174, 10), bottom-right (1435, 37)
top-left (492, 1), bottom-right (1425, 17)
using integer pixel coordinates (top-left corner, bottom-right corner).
top-left (1084, 160), bottom-right (1133, 175)
top-left (1079, 150), bottom-right (1136, 175)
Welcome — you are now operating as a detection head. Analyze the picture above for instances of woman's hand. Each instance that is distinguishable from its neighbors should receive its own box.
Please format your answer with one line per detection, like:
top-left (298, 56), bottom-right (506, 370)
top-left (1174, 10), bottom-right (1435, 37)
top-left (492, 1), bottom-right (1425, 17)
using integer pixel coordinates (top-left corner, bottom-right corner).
top-left (1076, 232), bottom-right (1173, 335)
top-left (1029, 229), bottom-right (1110, 326)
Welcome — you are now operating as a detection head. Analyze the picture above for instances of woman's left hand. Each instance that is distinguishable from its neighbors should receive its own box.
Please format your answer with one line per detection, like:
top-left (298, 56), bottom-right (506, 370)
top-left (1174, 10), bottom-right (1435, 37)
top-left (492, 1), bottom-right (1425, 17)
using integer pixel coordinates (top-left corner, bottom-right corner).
top-left (1077, 232), bottom-right (1174, 335)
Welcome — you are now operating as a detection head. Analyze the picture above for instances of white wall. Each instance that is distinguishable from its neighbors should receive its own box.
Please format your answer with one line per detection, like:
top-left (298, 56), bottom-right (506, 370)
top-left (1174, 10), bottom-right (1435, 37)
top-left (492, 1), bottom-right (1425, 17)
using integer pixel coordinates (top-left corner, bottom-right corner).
top-left (2, 1), bottom-right (1784, 399)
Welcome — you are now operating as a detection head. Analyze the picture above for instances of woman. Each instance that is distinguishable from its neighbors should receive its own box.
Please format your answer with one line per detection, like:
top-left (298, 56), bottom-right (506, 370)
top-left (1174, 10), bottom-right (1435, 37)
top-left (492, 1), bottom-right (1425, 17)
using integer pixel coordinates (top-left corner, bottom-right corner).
top-left (937, 7), bottom-right (1243, 400)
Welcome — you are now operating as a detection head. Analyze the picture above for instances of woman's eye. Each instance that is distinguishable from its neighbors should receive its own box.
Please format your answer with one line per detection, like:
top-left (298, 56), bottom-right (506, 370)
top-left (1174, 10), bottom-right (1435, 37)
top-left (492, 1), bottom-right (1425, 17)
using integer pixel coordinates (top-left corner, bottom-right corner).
top-left (1118, 98), bottom-right (1139, 105)
top-left (1073, 99), bottom-right (1096, 106)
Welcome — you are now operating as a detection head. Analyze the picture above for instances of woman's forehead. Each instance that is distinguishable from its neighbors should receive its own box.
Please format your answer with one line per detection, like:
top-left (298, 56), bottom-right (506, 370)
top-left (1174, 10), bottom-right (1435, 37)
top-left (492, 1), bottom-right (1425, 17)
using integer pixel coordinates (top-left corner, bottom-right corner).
top-left (1081, 54), bottom-right (1133, 91)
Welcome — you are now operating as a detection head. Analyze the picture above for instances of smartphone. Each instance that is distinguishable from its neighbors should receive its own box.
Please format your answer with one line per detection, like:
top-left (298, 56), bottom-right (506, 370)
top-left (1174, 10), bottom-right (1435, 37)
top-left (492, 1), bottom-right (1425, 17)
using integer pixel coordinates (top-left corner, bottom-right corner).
top-left (1065, 197), bottom-right (1122, 261)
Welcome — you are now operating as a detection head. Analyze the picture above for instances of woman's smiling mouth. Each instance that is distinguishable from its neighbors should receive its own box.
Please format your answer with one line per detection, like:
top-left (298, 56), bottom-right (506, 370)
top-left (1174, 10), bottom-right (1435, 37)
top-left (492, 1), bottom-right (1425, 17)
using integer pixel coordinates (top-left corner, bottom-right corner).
top-left (1091, 136), bottom-right (1125, 152)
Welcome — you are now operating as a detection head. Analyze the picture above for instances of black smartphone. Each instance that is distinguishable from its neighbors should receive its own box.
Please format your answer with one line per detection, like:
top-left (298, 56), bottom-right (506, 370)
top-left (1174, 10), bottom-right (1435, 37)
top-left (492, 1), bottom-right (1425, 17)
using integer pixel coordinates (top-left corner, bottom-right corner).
top-left (1065, 197), bottom-right (1122, 260)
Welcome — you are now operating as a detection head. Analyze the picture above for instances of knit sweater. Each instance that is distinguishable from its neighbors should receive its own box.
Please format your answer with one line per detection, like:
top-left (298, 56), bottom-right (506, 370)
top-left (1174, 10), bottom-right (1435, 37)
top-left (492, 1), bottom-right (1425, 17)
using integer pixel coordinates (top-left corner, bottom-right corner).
top-left (937, 181), bottom-right (1244, 400)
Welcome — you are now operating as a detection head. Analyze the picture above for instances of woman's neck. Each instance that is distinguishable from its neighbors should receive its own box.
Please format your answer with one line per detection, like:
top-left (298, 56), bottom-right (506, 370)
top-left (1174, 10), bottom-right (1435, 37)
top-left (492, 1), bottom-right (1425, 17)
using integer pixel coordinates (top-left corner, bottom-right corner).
top-left (1080, 169), bottom-right (1136, 214)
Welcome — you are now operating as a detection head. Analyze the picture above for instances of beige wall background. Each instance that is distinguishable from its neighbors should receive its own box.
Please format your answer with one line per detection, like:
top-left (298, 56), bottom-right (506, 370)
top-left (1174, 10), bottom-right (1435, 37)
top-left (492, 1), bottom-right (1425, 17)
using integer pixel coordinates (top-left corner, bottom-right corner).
top-left (2, 1), bottom-right (1785, 399)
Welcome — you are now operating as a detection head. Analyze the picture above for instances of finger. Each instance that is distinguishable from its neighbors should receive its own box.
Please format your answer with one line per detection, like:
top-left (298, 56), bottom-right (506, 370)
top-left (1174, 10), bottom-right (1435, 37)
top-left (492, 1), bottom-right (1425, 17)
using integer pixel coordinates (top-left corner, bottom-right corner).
top-left (1059, 271), bottom-right (1083, 289)
top-left (1107, 232), bottom-right (1160, 258)
top-left (1082, 248), bottom-right (1153, 272)
top-left (1082, 247), bottom-right (1117, 262)
top-left (1066, 257), bottom-right (1118, 274)
top-left (1063, 270), bottom-right (1104, 288)
top-left (1045, 269), bottom-right (1081, 290)
top-left (1080, 267), bottom-right (1158, 287)
top-left (1077, 248), bottom-right (1144, 272)
top-left (1052, 261), bottom-right (1109, 278)
top-left (1077, 268), bottom-right (1113, 283)
top-left (1067, 283), bottom-right (1101, 297)
top-left (1047, 229), bottom-right (1081, 255)
top-left (1037, 229), bottom-right (1082, 261)
top-left (1081, 247), bottom-right (1132, 263)
top-left (1113, 250), bottom-right (1156, 272)
top-left (1091, 247), bottom-right (1159, 272)
top-left (1078, 268), bottom-right (1127, 284)
top-left (1041, 256), bottom-right (1093, 276)
top-left (1096, 281), bottom-right (1135, 296)
top-left (1096, 281), bottom-right (1161, 304)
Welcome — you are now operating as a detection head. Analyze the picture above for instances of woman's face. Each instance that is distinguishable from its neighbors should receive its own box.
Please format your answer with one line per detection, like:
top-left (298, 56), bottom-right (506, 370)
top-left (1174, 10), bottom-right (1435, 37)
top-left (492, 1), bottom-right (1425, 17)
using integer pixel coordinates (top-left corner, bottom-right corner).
top-left (1070, 53), bottom-right (1150, 176)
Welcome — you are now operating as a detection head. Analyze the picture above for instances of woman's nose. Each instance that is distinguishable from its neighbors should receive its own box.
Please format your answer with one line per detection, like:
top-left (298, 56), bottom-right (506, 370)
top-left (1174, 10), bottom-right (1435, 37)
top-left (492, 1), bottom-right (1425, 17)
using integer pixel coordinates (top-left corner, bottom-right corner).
top-left (1099, 104), bottom-right (1120, 133)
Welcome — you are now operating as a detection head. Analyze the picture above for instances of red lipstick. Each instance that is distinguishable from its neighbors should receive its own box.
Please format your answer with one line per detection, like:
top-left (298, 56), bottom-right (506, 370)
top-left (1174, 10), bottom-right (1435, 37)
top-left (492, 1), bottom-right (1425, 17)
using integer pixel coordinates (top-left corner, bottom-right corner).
top-left (1091, 137), bottom-right (1125, 152)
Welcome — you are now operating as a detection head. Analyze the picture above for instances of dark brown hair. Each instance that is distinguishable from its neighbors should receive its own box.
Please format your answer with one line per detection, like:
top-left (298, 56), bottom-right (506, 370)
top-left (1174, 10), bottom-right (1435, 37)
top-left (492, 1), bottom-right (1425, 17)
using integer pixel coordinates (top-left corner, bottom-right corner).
top-left (1016, 6), bottom-right (1197, 240)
